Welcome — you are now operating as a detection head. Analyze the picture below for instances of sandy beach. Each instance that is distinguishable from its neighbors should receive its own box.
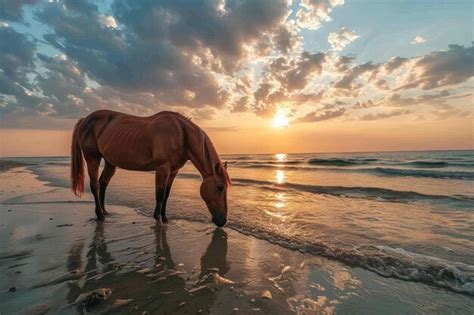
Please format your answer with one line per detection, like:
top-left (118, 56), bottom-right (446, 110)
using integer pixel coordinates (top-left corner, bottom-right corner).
top-left (1, 163), bottom-right (473, 314)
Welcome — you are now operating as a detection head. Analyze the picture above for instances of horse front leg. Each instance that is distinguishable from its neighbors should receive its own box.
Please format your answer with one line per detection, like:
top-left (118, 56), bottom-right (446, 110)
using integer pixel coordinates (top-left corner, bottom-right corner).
top-left (154, 167), bottom-right (170, 222)
top-left (161, 171), bottom-right (178, 223)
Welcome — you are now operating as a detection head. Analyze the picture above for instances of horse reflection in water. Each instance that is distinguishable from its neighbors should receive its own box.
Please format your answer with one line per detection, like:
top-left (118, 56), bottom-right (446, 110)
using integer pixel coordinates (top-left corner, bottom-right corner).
top-left (66, 221), bottom-right (113, 306)
top-left (63, 220), bottom-right (230, 313)
top-left (199, 228), bottom-right (229, 279)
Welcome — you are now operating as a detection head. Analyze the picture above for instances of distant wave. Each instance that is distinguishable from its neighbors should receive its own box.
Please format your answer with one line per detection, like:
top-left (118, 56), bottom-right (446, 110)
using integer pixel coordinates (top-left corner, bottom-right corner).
top-left (402, 161), bottom-right (449, 168)
top-left (373, 167), bottom-right (474, 180)
top-left (228, 162), bottom-right (474, 180)
top-left (230, 160), bottom-right (303, 165)
top-left (177, 172), bottom-right (473, 208)
top-left (307, 158), bottom-right (361, 166)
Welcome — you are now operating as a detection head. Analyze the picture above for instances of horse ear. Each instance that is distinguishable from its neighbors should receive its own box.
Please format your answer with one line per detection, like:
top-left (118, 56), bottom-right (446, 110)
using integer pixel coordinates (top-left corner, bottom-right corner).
top-left (215, 162), bottom-right (222, 175)
top-left (224, 161), bottom-right (228, 169)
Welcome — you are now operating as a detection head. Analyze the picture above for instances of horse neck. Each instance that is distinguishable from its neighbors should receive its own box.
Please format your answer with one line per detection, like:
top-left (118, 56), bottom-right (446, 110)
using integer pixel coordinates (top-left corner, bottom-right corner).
top-left (180, 118), bottom-right (218, 179)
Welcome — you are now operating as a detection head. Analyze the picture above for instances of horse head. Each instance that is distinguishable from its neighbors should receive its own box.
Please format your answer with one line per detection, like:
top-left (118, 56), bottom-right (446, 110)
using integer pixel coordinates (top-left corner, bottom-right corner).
top-left (200, 161), bottom-right (230, 227)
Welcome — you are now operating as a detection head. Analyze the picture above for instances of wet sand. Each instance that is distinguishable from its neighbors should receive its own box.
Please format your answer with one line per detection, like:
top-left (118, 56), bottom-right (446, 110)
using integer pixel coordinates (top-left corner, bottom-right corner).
top-left (1, 166), bottom-right (473, 314)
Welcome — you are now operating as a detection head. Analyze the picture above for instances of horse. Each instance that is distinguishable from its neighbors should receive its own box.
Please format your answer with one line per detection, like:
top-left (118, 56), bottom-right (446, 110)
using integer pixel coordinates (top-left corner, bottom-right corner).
top-left (70, 110), bottom-right (231, 227)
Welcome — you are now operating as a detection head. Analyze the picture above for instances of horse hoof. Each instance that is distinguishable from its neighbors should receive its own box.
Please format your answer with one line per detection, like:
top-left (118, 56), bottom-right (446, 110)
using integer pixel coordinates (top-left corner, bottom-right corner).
top-left (161, 216), bottom-right (168, 223)
top-left (103, 210), bottom-right (110, 216)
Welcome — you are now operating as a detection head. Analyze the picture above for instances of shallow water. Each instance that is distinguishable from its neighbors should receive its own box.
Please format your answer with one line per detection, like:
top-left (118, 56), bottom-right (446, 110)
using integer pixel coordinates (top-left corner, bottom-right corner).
top-left (2, 150), bottom-right (474, 295)
top-left (1, 167), bottom-right (473, 314)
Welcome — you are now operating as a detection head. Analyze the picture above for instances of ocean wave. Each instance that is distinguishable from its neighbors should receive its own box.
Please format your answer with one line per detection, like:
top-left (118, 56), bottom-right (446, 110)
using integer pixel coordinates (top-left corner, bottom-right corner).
top-left (402, 161), bottom-right (450, 168)
top-left (374, 167), bottom-right (474, 180)
top-left (161, 214), bottom-right (474, 295)
top-left (227, 161), bottom-right (474, 180)
top-left (307, 158), bottom-right (361, 166)
top-left (172, 173), bottom-right (474, 208)
top-left (230, 160), bottom-right (303, 165)
top-left (235, 178), bottom-right (472, 207)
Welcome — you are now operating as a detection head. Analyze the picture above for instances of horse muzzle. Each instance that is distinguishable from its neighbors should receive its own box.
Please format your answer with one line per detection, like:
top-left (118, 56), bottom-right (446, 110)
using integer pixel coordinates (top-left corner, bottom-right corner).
top-left (212, 213), bottom-right (227, 227)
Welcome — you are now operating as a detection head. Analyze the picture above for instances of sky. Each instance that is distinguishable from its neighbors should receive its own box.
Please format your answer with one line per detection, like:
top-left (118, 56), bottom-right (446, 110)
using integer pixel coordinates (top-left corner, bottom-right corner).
top-left (0, 0), bottom-right (473, 157)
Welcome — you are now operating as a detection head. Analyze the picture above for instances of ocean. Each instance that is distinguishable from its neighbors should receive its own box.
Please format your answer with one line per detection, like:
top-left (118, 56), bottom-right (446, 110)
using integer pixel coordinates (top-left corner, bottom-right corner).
top-left (4, 150), bottom-right (474, 295)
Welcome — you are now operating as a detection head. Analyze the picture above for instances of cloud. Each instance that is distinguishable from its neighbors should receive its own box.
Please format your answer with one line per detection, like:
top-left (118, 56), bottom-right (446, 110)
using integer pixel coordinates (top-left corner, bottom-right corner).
top-left (30, 0), bottom-right (293, 115)
top-left (295, 108), bottom-right (345, 123)
top-left (0, 25), bottom-right (42, 116)
top-left (395, 44), bottom-right (474, 90)
top-left (296, 0), bottom-right (344, 30)
top-left (0, 0), bottom-right (39, 22)
top-left (352, 100), bottom-right (377, 109)
top-left (0, 0), bottom-right (472, 130)
top-left (411, 36), bottom-right (426, 44)
top-left (99, 15), bottom-right (117, 29)
top-left (328, 27), bottom-right (359, 51)
top-left (334, 55), bottom-right (354, 72)
top-left (383, 90), bottom-right (452, 107)
top-left (383, 57), bottom-right (409, 74)
top-left (191, 107), bottom-right (216, 121)
top-left (273, 21), bottom-right (301, 54)
top-left (360, 109), bottom-right (411, 121)
top-left (334, 62), bottom-right (379, 91)
top-left (287, 52), bottom-right (327, 90)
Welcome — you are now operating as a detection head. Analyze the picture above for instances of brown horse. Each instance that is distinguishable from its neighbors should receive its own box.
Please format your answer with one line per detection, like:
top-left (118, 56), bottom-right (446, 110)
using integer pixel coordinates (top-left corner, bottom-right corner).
top-left (70, 110), bottom-right (231, 227)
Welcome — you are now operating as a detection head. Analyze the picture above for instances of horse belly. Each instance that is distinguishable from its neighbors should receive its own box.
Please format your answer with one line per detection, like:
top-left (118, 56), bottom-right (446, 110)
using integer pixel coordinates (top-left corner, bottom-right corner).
top-left (99, 126), bottom-right (155, 171)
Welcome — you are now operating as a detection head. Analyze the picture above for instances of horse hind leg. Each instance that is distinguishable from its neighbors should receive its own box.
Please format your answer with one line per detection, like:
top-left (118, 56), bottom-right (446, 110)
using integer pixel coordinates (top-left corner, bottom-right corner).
top-left (99, 161), bottom-right (116, 215)
top-left (154, 167), bottom-right (170, 222)
top-left (84, 152), bottom-right (105, 220)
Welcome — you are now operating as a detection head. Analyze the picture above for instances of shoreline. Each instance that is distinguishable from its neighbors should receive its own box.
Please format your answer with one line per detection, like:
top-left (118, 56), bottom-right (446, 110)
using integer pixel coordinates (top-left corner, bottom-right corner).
top-left (1, 167), bottom-right (473, 314)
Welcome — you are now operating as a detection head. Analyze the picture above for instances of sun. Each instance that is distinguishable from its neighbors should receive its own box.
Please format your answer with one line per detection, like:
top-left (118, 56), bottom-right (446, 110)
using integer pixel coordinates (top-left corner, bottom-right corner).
top-left (272, 108), bottom-right (289, 128)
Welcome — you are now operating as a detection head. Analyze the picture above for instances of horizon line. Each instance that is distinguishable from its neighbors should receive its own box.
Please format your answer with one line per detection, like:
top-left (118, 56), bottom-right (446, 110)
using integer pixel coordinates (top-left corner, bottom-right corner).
top-left (1, 148), bottom-right (473, 159)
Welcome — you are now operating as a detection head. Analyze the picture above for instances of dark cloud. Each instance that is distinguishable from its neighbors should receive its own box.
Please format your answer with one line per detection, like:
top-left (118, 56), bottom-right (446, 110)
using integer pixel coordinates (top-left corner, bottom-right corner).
top-left (230, 96), bottom-right (248, 113)
top-left (0, 26), bottom-right (36, 82)
top-left (395, 44), bottom-right (474, 90)
top-left (383, 56), bottom-right (409, 73)
top-left (295, 108), bottom-right (345, 123)
top-left (334, 55), bottom-right (354, 72)
top-left (273, 23), bottom-right (300, 54)
top-left (0, 0), bottom-right (39, 22)
top-left (334, 61), bottom-right (378, 91)
top-left (285, 51), bottom-right (326, 91)
top-left (0, 26), bottom-right (42, 115)
top-left (31, 0), bottom-right (291, 114)
top-left (385, 90), bottom-right (452, 107)
top-left (113, 0), bottom-right (290, 71)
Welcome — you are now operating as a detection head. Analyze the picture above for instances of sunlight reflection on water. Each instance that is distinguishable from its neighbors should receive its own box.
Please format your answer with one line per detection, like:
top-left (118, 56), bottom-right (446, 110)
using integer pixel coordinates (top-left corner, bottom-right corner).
top-left (275, 169), bottom-right (285, 184)
top-left (275, 153), bottom-right (287, 162)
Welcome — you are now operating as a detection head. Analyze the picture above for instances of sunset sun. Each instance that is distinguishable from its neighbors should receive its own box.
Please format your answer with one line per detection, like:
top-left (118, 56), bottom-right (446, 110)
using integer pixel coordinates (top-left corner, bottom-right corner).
top-left (272, 108), bottom-right (290, 128)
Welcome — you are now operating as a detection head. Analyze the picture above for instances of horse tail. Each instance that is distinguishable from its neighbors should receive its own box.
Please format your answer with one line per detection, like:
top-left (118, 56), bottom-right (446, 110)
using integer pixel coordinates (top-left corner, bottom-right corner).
top-left (71, 118), bottom-right (85, 196)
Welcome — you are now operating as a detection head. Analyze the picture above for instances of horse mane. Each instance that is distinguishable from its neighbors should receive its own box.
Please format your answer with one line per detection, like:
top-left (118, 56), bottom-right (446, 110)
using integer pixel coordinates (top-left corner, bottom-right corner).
top-left (200, 130), bottom-right (232, 187)
top-left (172, 112), bottom-right (231, 187)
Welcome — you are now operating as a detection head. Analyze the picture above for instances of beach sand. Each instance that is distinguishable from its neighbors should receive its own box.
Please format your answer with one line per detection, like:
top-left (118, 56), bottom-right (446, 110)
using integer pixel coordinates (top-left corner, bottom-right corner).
top-left (1, 166), bottom-right (473, 314)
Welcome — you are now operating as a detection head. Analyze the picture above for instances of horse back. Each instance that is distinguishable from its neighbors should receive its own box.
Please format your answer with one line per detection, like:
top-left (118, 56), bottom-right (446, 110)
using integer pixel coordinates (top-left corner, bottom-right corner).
top-left (79, 110), bottom-right (186, 171)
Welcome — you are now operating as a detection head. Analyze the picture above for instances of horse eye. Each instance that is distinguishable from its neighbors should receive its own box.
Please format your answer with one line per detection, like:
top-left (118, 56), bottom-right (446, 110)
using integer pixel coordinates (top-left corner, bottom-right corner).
top-left (217, 184), bottom-right (225, 192)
